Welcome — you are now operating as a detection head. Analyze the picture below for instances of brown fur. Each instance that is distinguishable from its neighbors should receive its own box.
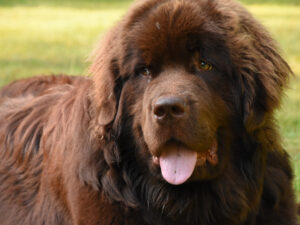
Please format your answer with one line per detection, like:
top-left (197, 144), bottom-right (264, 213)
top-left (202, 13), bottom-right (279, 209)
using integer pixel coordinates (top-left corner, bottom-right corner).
top-left (0, 0), bottom-right (298, 225)
top-left (0, 75), bottom-right (87, 98)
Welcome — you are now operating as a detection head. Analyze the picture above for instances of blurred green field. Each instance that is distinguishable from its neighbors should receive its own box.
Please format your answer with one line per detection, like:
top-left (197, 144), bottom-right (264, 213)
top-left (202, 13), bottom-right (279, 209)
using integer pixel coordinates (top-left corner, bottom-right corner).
top-left (0, 0), bottom-right (299, 202)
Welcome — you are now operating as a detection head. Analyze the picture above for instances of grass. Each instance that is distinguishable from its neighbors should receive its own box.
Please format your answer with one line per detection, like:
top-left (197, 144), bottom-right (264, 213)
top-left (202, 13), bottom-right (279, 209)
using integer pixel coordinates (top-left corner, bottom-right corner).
top-left (0, 6), bottom-right (125, 84)
top-left (0, 0), bottom-right (299, 203)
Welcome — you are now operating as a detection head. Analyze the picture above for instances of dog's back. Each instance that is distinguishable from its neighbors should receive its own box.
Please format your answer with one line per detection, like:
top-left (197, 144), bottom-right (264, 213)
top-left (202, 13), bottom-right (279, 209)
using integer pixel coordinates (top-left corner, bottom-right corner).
top-left (0, 75), bottom-right (92, 225)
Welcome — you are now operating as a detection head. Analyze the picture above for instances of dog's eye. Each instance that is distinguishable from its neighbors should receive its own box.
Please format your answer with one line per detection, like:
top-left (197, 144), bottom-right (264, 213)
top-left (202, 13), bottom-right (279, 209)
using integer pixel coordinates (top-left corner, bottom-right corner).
top-left (139, 67), bottom-right (152, 77)
top-left (198, 60), bottom-right (213, 71)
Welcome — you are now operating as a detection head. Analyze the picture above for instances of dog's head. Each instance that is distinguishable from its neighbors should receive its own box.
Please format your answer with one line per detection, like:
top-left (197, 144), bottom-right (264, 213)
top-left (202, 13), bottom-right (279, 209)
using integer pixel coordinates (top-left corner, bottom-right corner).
top-left (90, 0), bottom-right (290, 185)
top-left (88, 0), bottom-right (291, 220)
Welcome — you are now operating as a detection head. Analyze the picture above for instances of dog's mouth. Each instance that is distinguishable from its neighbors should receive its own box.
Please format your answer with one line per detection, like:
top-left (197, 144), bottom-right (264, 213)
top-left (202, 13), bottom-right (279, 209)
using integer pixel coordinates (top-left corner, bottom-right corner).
top-left (152, 139), bottom-right (218, 185)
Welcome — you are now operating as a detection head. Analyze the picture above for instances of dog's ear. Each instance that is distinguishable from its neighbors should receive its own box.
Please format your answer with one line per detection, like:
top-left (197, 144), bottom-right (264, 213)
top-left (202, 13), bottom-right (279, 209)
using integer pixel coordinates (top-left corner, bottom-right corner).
top-left (228, 10), bottom-right (292, 132)
top-left (89, 29), bottom-right (121, 126)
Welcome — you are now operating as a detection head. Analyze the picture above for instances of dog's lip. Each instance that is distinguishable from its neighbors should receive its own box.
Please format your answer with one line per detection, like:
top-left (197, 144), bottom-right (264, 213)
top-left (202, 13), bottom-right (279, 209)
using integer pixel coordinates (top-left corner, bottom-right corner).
top-left (152, 139), bottom-right (218, 167)
top-left (196, 139), bottom-right (218, 166)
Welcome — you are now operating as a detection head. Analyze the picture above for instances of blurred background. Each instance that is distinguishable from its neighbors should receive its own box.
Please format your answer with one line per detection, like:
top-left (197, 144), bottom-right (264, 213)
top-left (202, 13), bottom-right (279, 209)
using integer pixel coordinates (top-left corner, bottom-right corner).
top-left (0, 0), bottom-right (299, 204)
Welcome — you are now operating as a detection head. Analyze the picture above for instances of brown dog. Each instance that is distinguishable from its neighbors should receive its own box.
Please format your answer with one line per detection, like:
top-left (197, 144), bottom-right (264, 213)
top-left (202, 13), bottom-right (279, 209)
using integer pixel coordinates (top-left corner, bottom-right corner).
top-left (0, 0), bottom-right (298, 224)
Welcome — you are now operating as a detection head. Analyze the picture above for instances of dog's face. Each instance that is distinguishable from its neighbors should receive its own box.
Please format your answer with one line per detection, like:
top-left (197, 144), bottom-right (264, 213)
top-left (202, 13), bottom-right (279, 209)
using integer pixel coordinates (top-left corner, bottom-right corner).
top-left (113, 0), bottom-right (239, 185)
top-left (91, 0), bottom-right (291, 188)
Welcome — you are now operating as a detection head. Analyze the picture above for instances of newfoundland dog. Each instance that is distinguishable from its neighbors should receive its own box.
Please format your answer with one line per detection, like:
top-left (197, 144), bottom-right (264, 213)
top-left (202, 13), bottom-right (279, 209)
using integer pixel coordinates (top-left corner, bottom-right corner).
top-left (0, 0), bottom-right (298, 224)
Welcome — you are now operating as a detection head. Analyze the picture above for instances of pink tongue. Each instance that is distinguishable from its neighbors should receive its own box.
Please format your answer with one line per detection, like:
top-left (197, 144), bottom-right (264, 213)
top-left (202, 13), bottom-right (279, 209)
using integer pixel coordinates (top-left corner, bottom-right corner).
top-left (159, 147), bottom-right (197, 185)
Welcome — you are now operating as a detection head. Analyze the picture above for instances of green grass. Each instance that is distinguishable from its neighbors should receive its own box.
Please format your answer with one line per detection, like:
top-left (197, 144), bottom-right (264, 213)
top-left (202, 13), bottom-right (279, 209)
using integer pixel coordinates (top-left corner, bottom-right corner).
top-left (0, 6), bottom-right (126, 84)
top-left (0, 0), bottom-right (299, 203)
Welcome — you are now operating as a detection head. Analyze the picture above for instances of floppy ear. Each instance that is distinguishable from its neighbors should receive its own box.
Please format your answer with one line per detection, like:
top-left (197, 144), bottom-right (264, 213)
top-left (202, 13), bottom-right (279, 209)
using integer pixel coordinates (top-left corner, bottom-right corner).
top-left (228, 10), bottom-right (292, 132)
top-left (89, 29), bottom-right (121, 126)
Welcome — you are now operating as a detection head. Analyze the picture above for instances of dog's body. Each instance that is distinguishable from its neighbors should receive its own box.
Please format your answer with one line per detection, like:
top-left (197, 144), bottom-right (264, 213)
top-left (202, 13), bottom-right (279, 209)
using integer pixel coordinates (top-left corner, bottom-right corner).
top-left (0, 75), bottom-right (87, 98)
top-left (0, 0), bottom-right (298, 224)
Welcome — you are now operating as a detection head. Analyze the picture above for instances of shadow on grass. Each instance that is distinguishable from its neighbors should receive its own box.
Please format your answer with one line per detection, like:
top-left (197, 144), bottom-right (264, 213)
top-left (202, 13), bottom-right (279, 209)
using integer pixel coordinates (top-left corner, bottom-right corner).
top-left (0, 0), bottom-right (299, 8)
top-left (0, 0), bottom-right (300, 8)
top-left (0, 0), bottom-right (132, 9)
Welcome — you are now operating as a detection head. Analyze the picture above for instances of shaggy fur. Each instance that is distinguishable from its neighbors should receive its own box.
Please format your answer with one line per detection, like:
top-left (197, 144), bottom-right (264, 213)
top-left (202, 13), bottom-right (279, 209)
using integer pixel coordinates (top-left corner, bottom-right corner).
top-left (0, 0), bottom-right (298, 224)
top-left (0, 75), bottom-right (87, 98)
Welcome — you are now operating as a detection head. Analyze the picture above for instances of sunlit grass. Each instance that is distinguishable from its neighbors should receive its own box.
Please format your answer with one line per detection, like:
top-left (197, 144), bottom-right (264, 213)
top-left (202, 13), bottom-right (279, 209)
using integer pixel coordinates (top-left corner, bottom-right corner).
top-left (0, 6), bottom-right (126, 84)
top-left (248, 5), bottom-right (300, 76)
top-left (0, 2), bottom-right (299, 201)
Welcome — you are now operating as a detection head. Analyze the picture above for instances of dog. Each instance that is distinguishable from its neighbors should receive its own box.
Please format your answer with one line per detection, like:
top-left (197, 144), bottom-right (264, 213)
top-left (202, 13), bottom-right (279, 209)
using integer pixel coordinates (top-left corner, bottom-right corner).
top-left (0, 0), bottom-right (298, 224)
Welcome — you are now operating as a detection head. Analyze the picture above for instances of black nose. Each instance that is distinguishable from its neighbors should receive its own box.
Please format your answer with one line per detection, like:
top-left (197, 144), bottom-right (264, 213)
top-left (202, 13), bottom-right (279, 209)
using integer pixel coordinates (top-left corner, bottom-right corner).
top-left (153, 97), bottom-right (186, 121)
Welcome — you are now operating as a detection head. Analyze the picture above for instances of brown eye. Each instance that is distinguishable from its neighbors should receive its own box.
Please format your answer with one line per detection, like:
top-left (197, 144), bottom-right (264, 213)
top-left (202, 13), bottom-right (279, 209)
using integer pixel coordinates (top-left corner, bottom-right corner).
top-left (139, 67), bottom-right (152, 77)
top-left (199, 60), bottom-right (213, 71)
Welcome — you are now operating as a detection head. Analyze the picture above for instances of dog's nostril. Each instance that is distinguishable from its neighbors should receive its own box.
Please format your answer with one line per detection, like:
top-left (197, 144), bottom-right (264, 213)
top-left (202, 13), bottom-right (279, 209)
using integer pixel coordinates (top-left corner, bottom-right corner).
top-left (153, 97), bottom-right (186, 121)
